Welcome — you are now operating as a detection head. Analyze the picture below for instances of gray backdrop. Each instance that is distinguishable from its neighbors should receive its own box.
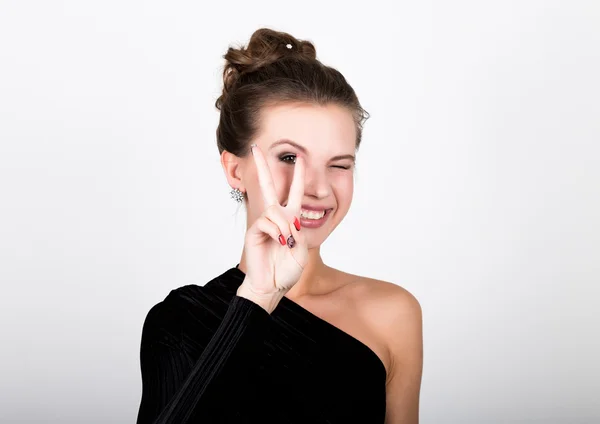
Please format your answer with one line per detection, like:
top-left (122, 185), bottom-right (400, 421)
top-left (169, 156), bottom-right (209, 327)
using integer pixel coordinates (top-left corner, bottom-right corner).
top-left (1, 0), bottom-right (598, 423)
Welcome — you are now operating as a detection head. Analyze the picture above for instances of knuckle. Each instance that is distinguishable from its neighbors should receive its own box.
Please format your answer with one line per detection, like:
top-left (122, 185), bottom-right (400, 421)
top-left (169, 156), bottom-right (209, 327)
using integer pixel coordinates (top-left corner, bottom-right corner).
top-left (259, 214), bottom-right (281, 233)
top-left (264, 204), bottom-right (278, 216)
top-left (259, 215), bottom-right (275, 228)
top-left (265, 205), bottom-right (285, 223)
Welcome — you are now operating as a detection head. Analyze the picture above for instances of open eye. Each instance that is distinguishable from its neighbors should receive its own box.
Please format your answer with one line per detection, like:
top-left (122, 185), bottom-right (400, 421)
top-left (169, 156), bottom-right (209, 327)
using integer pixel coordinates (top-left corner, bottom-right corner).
top-left (279, 154), bottom-right (296, 164)
top-left (279, 154), bottom-right (352, 170)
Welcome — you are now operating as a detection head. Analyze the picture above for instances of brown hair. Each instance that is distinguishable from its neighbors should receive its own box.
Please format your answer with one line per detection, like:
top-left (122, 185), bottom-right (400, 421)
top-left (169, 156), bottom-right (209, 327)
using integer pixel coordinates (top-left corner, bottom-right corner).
top-left (215, 28), bottom-right (369, 157)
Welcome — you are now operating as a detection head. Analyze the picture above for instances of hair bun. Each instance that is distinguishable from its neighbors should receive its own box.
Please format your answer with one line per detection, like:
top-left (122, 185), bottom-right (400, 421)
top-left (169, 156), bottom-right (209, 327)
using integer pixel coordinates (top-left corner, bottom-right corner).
top-left (216, 28), bottom-right (317, 109)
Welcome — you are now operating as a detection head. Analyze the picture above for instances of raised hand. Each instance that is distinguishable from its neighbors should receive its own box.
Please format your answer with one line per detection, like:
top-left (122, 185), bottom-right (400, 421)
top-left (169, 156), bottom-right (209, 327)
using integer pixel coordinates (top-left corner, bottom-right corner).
top-left (238, 143), bottom-right (308, 310)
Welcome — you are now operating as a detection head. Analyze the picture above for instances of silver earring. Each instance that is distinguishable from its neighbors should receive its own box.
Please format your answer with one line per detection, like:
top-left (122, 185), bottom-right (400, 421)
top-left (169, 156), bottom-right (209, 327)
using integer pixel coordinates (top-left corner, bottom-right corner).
top-left (230, 188), bottom-right (244, 202)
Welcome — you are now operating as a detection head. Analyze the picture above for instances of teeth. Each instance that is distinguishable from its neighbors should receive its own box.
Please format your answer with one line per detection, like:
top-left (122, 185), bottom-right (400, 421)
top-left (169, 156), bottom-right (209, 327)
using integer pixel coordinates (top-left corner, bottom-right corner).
top-left (300, 209), bottom-right (326, 220)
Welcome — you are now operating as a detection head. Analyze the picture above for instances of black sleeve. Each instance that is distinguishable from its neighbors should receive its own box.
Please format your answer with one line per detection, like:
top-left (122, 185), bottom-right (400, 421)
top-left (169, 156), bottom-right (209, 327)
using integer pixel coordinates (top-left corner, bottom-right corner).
top-left (136, 293), bottom-right (271, 424)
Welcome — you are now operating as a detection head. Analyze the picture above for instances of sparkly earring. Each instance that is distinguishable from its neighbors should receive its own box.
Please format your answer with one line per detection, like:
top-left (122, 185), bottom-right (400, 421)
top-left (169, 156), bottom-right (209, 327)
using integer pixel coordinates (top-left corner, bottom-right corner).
top-left (230, 188), bottom-right (244, 202)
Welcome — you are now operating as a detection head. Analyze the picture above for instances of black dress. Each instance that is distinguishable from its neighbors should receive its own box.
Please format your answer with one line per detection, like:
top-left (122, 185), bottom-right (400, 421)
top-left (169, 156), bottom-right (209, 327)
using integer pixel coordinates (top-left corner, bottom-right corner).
top-left (136, 264), bottom-right (387, 423)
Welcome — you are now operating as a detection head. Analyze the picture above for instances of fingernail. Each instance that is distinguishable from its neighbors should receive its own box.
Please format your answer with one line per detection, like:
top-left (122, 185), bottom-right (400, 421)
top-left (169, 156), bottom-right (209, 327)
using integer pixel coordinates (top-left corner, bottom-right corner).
top-left (293, 217), bottom-right (301, 231)
top-left (278, 234), bottom-right (286, 245)
top-left (287, 234), bottom-right (296, 249)
top-left (250, 143), bottom-right (257, 154)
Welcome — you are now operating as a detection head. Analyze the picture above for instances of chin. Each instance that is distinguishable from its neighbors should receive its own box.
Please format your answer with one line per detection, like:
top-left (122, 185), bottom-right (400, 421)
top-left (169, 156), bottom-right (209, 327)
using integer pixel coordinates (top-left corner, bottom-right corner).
top-left (306, 238), bottom-right (327, 250)
top-left (305, 228), bottom-right (335, 250)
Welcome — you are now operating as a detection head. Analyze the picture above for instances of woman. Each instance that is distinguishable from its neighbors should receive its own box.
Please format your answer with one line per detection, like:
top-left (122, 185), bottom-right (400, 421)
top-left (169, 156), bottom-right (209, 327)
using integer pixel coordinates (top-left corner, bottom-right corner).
top-left (136, 28), bottom-right (423, 424)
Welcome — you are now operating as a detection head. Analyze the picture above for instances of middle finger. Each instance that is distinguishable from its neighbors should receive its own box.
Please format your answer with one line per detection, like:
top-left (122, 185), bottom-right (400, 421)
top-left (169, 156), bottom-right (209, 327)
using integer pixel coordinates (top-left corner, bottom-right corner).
top-left (285, 154), bottom-right (305, 213)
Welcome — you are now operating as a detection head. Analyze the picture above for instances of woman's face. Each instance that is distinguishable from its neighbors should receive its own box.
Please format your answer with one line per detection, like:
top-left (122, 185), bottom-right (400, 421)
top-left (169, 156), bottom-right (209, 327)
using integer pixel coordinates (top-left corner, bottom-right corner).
top-left (244, 102), bottom-right (357, 249)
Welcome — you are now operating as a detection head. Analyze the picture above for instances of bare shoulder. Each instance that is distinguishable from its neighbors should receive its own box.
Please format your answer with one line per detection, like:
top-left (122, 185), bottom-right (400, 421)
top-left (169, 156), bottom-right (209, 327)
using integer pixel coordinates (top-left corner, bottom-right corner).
top-left (333, 269), bottom-right (423, 382)
top-left (337, 270), bottom-right (422, 321)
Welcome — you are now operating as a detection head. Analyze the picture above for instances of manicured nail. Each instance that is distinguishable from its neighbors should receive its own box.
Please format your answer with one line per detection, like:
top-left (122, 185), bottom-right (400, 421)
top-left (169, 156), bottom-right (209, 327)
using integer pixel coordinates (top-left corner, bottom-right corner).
top-left (287, 235), bottom-right (295, 249)
top-left (293, 217), bottom-right (301, 231)
top-left (278, 234), bottom-right (286, 245)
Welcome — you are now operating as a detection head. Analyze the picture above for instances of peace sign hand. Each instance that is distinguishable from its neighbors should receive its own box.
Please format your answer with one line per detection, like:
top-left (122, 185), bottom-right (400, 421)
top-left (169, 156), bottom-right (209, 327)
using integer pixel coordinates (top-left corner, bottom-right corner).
top-left (238, 143), bottom-right (308, 310)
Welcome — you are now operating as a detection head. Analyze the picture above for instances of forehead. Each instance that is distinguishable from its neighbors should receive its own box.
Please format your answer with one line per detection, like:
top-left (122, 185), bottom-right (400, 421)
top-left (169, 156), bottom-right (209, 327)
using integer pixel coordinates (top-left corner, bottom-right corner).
top-left (256, 102), bottom-right (357, 151)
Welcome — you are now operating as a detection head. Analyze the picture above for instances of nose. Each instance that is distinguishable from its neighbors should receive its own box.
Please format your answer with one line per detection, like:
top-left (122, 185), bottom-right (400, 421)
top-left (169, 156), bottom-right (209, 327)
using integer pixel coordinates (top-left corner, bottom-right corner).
top-left (302, 163), bottom-right (331, 199)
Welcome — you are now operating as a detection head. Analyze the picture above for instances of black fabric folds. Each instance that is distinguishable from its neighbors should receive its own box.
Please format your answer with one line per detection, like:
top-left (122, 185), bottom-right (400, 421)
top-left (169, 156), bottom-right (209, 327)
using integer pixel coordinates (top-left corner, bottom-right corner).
top-left (136, 265), bottom-right (386, 423)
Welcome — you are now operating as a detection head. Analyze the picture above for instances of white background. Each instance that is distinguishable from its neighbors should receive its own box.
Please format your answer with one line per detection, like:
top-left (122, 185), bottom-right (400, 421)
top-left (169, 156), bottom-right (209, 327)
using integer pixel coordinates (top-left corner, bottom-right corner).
top-left (1, 1), bottom-right (599, 423)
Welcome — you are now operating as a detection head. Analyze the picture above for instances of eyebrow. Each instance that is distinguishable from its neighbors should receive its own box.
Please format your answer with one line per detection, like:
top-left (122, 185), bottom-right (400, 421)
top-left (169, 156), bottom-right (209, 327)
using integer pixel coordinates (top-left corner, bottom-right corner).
top-left (269, 138), bottom-right (356, 163)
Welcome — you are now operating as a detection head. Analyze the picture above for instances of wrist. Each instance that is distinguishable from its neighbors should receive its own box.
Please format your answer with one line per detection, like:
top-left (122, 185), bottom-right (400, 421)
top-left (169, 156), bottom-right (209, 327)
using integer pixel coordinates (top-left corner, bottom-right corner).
top-left (236, 279), bottom-right (285, 314)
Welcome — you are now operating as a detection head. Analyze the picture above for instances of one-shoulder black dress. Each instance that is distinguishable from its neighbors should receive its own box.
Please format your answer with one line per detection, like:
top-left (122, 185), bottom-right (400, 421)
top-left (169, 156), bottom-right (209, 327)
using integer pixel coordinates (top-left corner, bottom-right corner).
top-left (136, 264), bottom-right (386, 423)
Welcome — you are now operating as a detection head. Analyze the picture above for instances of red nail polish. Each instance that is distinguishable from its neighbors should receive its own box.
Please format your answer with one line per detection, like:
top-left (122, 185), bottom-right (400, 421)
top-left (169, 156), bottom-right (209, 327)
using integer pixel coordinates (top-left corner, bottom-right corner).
top-left (278, 234), bottom-right (286, 245)
top-left (294, 217), bottom-right (301, 231)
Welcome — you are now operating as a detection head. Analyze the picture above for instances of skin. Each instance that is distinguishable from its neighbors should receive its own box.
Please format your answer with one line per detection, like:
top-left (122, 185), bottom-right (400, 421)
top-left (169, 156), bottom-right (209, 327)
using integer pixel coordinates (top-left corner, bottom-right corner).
top-left (220, 101), bottom-right (423, 423)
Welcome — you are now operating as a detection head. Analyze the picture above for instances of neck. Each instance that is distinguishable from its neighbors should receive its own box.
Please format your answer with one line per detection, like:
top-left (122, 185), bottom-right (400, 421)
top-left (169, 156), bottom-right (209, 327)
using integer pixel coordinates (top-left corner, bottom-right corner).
top-left (238, 245), bottom-right (330, 299)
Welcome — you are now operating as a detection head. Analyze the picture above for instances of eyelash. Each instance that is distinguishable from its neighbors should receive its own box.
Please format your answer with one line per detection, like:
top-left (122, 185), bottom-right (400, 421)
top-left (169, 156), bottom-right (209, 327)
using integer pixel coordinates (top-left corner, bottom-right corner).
top-left (279, 154), bottom-right (351, 170)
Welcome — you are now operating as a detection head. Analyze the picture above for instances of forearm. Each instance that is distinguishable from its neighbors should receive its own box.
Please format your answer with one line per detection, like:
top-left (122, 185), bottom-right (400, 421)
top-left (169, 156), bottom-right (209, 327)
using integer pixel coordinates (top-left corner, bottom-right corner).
top-left (138, 293), bottom-right (273, 424)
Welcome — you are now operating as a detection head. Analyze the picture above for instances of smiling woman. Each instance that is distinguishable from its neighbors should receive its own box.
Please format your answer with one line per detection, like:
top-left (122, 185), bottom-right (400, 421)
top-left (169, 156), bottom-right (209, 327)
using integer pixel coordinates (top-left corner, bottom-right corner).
top-left (136, 27), bottom-right (423, 424)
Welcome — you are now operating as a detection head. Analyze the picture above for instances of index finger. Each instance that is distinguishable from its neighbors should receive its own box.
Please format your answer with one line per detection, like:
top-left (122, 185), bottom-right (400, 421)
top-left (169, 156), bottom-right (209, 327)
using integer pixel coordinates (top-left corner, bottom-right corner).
top-left (250, 143), bottom-right (279, 207)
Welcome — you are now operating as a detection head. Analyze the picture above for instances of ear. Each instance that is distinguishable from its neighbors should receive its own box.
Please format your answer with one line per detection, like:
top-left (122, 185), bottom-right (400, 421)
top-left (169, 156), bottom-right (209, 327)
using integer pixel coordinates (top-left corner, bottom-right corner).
top-left (220, 150), bottom-right (246, 192)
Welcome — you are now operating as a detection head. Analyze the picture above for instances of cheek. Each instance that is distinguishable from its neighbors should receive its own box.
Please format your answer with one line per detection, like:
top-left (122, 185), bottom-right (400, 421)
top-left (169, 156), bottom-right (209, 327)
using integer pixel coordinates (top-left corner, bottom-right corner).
top-left (332, 172), bottom-right (354, 206)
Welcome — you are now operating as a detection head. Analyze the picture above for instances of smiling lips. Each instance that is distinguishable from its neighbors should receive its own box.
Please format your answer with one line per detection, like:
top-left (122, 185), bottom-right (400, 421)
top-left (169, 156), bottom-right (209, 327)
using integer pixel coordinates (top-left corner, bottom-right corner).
top-left (298, 208), bottom-right (332, 229)
top-left (300, 209), bottom-right (326, 219)
top-left (299, 204), bottom-right (333, 220)
top-left (282, 203), bottom-right (334, 225)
